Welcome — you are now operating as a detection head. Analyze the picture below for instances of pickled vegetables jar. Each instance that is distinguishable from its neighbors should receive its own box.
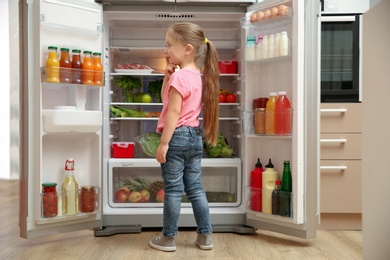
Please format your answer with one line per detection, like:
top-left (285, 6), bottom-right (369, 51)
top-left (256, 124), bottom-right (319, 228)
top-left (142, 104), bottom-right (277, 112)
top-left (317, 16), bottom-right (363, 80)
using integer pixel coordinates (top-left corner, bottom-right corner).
top-left (80, 185), bottom-right (96, 212)
top-left (42, 182), bottom-right (58, 218)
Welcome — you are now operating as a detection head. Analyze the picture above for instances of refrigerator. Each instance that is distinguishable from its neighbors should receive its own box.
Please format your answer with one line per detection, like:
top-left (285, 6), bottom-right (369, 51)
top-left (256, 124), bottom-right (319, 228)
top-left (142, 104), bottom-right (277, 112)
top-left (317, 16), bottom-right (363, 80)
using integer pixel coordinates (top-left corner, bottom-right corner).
top-left (19, 0), bottom-right (321, 239)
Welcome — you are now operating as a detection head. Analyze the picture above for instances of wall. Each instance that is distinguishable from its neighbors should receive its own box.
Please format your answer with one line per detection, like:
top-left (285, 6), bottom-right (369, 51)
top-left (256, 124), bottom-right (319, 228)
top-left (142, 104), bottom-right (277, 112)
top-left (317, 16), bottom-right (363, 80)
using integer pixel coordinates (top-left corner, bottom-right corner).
top-left (362, 0), bottom-right (390, 259)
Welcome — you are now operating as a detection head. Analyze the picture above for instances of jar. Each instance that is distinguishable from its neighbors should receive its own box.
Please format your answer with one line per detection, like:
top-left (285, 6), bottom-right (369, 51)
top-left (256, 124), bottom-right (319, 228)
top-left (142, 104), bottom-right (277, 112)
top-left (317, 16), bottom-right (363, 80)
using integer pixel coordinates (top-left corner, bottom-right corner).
top-left (42, 182), bottom-right (58, 218)
top-left (254, 108), bottom-right (266, 134)
top-left (80, 185), bottom-right (96, 212)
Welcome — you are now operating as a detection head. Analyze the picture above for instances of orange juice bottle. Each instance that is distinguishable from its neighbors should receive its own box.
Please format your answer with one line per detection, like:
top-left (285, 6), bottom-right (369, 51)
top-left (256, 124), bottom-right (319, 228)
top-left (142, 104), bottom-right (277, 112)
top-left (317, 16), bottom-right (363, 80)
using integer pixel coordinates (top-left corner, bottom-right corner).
top-left (265, 92), bottom-right (278, 135)
top-left (275, 91), bottom-right (291, 135)
top-left (82, 50), bottom-right (93, 85)
top-left (46, 46), bottom-right (60, 83)
top-left (93, 52), bottom-right (103, 86)
top-left (59, 48), bottom-right (71, 83)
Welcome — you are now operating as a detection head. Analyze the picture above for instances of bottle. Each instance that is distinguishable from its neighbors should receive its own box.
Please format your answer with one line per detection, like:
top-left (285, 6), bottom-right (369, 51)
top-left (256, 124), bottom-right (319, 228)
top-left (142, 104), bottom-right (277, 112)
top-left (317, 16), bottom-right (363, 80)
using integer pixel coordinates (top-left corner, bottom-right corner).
top-left (46, 46), bottom-right (60, 83)
top-left (255, 34), bottom-right (263, 60)
top-left (272, 180), bottom-right (282, 215)
top-left (59, 48), bottom-right (71, 83)
top-left (262, 158), bottom-right (278, 214)
top-left (62, 158), bottom-right (79, 215)
top-left (80, 185), bottom-right (96, 212)
top-left (245, 35), bottom-right (256, 61)
top-left (265, 92), bottom-right (278, 135)
top-left (82, 50), bottom-right (94, 85)
top-left (274, 32), bottom-right (281, 57)
top-left (275, 91), bottom-right (291, 135)
top-left (254, 108), bottom-right (266, 134)
top-left (268, 34), bottom-right (274, 59)
top-left (71, 49), bottom-right (82, 84)
top-left (41, 182), bottom-right (58, 218)
top-left (250, 158), bottom-right (263, 212)
top-left (280, 161), bottom-right (292, 217)
top-left (280, 31), bottom-right (289, 56)
top-left (261, 35), bottom-right (268, 59)
top-left (93, 52), bottom-right (103, 86)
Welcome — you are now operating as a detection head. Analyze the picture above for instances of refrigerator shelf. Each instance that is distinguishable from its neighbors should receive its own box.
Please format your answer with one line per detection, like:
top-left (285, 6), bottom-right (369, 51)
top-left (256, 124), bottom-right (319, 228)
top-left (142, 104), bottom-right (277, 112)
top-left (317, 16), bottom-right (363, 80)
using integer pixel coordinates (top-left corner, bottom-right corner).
top-left (246, 54), bottom-right (292, 64)
top-left (36, 212), bottom-right (98, 225)
top-left (40, 14), bottom-right (103, 35)
top-left (41, 67), bottom-right (106, 88)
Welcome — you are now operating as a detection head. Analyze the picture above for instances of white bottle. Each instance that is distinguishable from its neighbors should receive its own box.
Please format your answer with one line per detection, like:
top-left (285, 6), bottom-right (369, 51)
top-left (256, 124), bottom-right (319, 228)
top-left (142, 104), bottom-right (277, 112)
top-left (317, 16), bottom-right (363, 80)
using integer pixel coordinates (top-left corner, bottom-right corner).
top-left (268, 34), bottom-right (274, 59)
top-left (245, 35), bottom-right (256, 61)
top-left (274, 32), bottom-right (281, 57)
top-left (261, 35), bottom-right (268, 60)
top-left (255, 34), bottom-right (263, 60)
top-left (262, 158), bottom-right (278, 214)
top-left (280, 31), bottom-right (289, 56)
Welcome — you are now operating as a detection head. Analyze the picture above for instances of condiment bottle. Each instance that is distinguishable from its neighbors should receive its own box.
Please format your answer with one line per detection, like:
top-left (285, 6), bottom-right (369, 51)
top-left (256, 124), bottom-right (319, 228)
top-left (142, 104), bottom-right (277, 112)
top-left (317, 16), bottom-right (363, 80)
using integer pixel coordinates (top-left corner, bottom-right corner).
top-left (71, 49), bottom-right (82, 84)
top-left (265, 92), bottom-right (278, 135)
top-left (81, 50), bottom-right (93, 85)
top-left (62, 158), bottom-right (79, 215)
top-left (80, 185), bottom-right (96, 212)
top-left (250, 158), bottom-right (263, 212)
top-left (41, 182), bottom-right (58, 218)
top-left (262, 158), bottom-right (278, 214)
top-left (280, 31), bottom-right (289, 56)
top-left (46, 46), bottom-right (60, 83)
top-left (280, 160), bottom-right (292, 217)
top-left (245, 35), bottom-right (256, 61)
top-left (275, 91), bottom-right (291, 135)
top-left (59, 47), bottom-right (71, 83)
top-left (272, 180), bottom-right (282, 215)
top-left (93, 52), bottom-right (103, 86)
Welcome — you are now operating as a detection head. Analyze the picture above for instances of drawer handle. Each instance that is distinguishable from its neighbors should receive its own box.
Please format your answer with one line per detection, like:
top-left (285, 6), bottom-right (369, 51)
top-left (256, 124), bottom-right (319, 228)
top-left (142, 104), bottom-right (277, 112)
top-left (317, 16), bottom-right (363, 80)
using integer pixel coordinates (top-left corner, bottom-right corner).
top-left (320, 108), bottom-right (347, 113)
top-left (320, 138), bottom-right (347, 143)
top-left (320, 166), bottom-right (348, 170)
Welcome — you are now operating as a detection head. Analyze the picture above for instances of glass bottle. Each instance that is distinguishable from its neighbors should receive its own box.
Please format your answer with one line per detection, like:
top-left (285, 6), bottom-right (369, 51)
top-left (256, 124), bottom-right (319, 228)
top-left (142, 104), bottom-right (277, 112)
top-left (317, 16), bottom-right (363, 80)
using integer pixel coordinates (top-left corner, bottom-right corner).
top-left (93, 52), bottom-right (103, 86)
top-left (272, 179), bottom-right (282, 215)
top-left (82, 50), bottom-right (94, 85)
top-left (71, 49), bottom-right (82, 84)
top-left (275, 91), bottom-right (291, 135)
top-left (280, 160), bottom-right (292, 217)
top-left (265, 92), bottom-right (278, 135)
top-left (46, 46), bottom-right (60, 83)
top-left (80, 185), bottom-right (96, 212)
top-left (59, 48), bottom-right (71, 83)
top-left (261, 158), bottom-right (278, 214)
top-left (62, 158), bottom-right (79, 215)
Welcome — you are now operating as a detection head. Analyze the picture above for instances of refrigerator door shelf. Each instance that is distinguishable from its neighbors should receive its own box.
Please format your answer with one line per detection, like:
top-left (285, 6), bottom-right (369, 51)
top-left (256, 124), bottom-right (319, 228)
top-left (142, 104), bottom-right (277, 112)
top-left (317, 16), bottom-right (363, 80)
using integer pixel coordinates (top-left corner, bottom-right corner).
top-left (41, 67), bottom-right (106, 88)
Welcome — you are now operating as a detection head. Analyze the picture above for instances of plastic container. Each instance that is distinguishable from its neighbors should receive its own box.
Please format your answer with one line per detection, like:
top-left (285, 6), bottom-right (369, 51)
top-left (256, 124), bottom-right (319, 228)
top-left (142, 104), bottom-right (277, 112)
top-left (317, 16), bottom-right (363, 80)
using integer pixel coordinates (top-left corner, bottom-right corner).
top-left (218, 60), bottom-right (237, 74)
top-left (250, 158), bottom-right (263, 212)
top-left (275, 91), bottom-right (291, 135)
top-left (280, 31), bottom-right (289, 56)
top-left (245, 35), bottom-right (256, 61)
top-left (262, 158), bottom-right (278, 214)
top-left (112, 142), bottom-right (135, 158)
top-left (265, 92), bottom-right (278, 135)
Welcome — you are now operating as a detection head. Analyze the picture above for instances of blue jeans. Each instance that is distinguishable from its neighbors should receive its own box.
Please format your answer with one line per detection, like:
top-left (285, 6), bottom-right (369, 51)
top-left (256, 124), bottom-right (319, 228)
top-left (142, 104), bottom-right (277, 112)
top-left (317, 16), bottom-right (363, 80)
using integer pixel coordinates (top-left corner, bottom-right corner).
top-left (160, 126), bottom-right (212, 237)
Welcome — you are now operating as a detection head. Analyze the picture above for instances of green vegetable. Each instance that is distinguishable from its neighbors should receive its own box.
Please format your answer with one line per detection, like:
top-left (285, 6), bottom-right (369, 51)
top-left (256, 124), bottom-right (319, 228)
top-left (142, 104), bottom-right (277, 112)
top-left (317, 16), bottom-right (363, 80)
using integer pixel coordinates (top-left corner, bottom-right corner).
top-left (134, 133), bottom-right (161, 157)
top-left (110, 106), bottom-right (149, 118)
top-left (204, 132), bottom-right (233, 158)
top-left (147, 79), bottom-right (163, 103)
top-left (115, 76), bottom-right (142, 102)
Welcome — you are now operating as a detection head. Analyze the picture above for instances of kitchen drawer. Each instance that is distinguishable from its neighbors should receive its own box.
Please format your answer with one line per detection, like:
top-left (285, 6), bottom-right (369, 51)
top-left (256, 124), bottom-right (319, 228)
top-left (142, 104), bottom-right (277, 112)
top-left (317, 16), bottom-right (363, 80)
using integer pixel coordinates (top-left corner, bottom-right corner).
top-left (320, 103), bottom-right (362, 133)
top-left (320, 160), bottom-right (362, 213)
top-left (320, 133), bottom-right (362, 160)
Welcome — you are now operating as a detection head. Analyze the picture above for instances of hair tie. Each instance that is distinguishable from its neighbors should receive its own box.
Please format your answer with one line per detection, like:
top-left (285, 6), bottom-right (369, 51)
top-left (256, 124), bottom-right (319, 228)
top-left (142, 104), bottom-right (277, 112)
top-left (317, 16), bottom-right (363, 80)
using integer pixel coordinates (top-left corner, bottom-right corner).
top-left (204, 38), bottom-right (208, 44)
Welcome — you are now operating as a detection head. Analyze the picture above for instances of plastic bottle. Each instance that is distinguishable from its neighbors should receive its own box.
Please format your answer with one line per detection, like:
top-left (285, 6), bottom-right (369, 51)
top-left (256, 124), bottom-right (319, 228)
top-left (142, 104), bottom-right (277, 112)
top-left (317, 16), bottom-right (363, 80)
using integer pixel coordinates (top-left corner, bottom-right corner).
top-left (59, 48), bottom-right (71, 83)
top-left (62, 158), bottom-right (79, 215)
top-left (280, 160), bottom-right (292, 217)
top-left (262, 158), bottom-right (278, 214)
top-left (268, 34), bottom-right (274, 59)
top-left (82, 50), bottom-right (94, 85)
top-left (272, 179), bottom-right (282, 215)
top-left (71, 49), bottom-right (82, 84)
top-left (93, 52), bottom-right (103, 86)
top-left (280, 31), bottom-right (289, 56)
top-left (261, 35), bottom-right (268, 59)
top-left (275, 91), bottom-right (291, 135)
top-left (250, 158), bottom-right (263, 212)
top-left (245, 35), bottom-right (256, 61)
top-left (46, 46), bottom-right (60, 83)
top-left (255, 34), bottom-right (263, 60)
top-left (274, 32), bottom-right (281, 57)
top-left (265, 92), bottom-right (278, 135)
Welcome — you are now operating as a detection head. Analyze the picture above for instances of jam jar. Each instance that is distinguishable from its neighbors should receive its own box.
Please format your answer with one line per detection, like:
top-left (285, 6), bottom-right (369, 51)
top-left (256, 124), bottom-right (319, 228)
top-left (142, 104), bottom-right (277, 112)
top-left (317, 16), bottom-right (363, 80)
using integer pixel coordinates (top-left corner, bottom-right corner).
top-left (80, 185), bottom-right (96, 212)
top-left (42, 182), bottom-right (58, 218)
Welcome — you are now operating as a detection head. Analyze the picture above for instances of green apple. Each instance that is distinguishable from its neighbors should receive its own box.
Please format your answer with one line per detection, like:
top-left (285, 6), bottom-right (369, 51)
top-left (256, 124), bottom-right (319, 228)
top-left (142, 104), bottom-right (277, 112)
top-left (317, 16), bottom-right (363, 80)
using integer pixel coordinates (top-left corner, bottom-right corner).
top-left (133, 92), bottom-right (144, 103)
top-left (141, 94), bottom-right (152, 103)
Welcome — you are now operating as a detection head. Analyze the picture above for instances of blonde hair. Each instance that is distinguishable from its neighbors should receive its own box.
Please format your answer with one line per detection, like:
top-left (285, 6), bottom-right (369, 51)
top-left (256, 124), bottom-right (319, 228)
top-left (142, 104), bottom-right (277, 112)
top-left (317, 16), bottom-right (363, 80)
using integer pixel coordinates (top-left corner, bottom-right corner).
top-left (166, 22), bottom-right (220, 146)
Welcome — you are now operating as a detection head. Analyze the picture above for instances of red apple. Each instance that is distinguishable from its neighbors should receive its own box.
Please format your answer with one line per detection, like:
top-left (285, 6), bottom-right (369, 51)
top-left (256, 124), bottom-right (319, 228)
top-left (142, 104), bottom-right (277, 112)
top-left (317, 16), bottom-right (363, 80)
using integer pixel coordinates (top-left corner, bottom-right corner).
top-left (118, 186), bottom-right (130, 193)
top-left (140, 189), bottom-right (150, 202)
top-left (128, 191), bottom-right (142, 203)
top-left (115, 189), bottom-right (130, 203)
top-left (156, 189), bottom-right (165, 203)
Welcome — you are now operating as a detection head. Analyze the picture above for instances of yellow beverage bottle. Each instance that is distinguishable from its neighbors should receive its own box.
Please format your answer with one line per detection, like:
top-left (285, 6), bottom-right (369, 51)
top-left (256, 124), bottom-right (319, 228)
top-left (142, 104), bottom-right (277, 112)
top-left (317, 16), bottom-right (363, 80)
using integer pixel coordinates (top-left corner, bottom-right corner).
top-left (62, 158), bottom-right (79, 215)
top-left (265, 92), bottom-right (278, 134)
top-left (46, 46), bottom-right (60, 83)
top-left (93, 52), bottom-right (103, 86)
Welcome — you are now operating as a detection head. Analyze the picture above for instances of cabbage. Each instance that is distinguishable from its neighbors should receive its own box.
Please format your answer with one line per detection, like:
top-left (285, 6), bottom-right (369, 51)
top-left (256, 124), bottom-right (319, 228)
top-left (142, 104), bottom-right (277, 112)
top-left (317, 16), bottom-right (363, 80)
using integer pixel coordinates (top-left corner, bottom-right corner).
top-left (134, 133), bottom-right (161, 157)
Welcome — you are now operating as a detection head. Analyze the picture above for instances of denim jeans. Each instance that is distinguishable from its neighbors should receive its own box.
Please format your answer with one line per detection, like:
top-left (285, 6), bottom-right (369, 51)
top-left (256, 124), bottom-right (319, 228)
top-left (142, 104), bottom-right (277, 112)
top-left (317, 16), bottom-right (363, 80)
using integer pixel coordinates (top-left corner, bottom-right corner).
top-left (160, 126), bottom-right (212, 237)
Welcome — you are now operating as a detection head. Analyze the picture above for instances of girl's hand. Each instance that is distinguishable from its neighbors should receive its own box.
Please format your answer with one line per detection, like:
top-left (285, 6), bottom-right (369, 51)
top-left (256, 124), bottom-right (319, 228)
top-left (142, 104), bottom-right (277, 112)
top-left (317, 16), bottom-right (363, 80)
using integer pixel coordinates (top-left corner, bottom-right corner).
top-left (156, 143), bottom-right (169, 164)
top-left (164, 57), bottom-right (176, 78)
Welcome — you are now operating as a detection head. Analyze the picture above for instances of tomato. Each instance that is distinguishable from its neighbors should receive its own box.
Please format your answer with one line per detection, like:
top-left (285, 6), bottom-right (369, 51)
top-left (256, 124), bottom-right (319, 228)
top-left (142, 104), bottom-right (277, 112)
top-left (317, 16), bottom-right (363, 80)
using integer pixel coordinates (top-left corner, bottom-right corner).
top-left (219, 93), bottom-right (226, 103)
top-left (226, 93), bottom-right (237, 103)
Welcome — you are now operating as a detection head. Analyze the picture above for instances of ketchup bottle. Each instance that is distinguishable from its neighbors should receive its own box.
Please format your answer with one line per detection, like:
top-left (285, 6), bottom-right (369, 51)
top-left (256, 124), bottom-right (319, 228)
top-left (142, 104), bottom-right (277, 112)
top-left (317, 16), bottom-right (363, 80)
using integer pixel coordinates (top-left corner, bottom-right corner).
top-left (250, 158), bottom-right (263, 212)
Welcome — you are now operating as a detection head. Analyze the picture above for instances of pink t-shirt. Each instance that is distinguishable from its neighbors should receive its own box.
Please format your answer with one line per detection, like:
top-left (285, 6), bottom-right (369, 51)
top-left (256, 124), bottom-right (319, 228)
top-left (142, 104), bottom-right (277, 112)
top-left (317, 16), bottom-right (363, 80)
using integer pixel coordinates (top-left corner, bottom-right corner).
top-left (156, 68), bottom-right (202, 133)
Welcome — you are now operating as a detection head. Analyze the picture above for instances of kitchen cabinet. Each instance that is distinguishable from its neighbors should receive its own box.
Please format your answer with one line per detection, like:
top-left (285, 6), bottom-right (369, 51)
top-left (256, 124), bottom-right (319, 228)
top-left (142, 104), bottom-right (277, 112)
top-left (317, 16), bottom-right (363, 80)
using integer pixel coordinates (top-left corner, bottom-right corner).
top-left (320, 103), bottom-right (362, 229)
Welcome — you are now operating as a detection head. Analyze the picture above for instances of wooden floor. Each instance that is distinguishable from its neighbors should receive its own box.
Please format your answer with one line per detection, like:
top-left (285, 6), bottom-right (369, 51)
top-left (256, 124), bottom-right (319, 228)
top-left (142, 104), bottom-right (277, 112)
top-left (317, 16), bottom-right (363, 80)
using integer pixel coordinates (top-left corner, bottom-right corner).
top-left (0, 180), bottom-right (362, 259)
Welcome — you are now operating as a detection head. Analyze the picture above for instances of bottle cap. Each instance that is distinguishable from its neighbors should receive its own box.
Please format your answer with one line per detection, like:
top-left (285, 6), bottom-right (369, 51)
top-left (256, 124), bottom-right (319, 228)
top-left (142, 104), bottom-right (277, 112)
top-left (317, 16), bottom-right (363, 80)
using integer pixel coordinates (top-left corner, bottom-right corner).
top-left (247, 35), bottom-right (256, 41)
top-left (269, 92), bottom-right (278, 97)
top-left (65, 158), bottom-right (75, 171)
top-left (60, 48), bottom-right (70, 52)
top-left (83, 50), bottom-right (93, 54)
top-left (275, 180), bottom-right (282, 185)
top-left (255, 158), bottom-right (262, 168)
top-left (72, 49), bottom-right (81, 53)
top-left (42, 182), bottom-right (57, 187)
top-left (265, 158), bottom-right (274, 168)
top-left (93, 52), bottom-right (101, 56)
top-left (278, 91), bottom-right (287, 95)
top-left (48, 46), bottom-right (58, 50)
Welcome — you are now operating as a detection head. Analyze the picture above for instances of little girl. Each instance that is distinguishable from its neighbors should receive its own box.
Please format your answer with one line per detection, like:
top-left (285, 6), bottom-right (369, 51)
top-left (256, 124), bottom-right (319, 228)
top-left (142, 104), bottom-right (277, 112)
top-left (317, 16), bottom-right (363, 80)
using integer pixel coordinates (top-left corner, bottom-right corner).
top-left (149, 22), bottom-right (220, 252)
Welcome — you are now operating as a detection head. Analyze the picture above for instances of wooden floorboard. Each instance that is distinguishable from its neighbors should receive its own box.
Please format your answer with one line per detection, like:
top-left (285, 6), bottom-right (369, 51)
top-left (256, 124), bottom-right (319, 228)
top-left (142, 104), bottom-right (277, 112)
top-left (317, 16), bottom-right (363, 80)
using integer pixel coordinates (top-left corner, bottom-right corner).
top-left (0, 180), bottom-right (362, 259)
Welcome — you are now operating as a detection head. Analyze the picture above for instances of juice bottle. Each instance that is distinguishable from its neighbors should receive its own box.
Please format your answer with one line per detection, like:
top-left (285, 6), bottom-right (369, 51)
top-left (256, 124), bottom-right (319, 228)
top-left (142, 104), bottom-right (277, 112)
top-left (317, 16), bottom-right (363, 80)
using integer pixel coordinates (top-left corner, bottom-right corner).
top-left (46, 46), bottom-right (60, 83)
top-left (262, 158), bottom-right (278, 214)
top-left (59, 48), bottom-right (71, 83)
top-left (250, 158), bottom-right (263, 212)
top-left (82, 50), bottom-right (93, 85)
top-left (275, 91), bottom-right (291, 135)
top-left (93, 52), bottom-right (103, 86)
top-left (71, 49), bottom-right (82, 84)
top-left (265, 92), bottom-right (278, 135)
top-left (62, 158), bottom-right (79, 215)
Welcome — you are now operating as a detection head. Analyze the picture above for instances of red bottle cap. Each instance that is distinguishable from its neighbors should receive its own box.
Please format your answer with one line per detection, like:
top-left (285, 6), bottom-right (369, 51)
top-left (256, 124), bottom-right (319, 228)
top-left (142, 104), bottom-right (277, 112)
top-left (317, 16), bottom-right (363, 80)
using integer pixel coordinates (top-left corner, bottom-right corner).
top-left (65, 158), bottom-right (74, 171)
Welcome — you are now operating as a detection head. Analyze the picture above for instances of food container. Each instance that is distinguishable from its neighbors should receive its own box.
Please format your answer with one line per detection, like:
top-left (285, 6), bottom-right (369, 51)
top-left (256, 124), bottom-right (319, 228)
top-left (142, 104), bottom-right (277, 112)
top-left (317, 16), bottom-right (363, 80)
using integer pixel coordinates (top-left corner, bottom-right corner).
top-left (218, 60), bottom-right (238, 74)
top-left (112, 142), bottom-right (135, 158)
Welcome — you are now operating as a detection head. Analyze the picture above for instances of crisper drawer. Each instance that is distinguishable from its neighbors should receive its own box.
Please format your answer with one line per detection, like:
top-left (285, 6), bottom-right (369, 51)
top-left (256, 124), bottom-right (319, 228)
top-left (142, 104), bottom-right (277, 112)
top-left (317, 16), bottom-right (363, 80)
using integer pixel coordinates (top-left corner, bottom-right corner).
top-left (108, 158), bottom-right (241, 208)
top-left (320, 160), bottom-right (362, 213)
top-left (320, 103), bottom-right (362, 133)
top-left (320, 133), bottom-right (362, 160)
